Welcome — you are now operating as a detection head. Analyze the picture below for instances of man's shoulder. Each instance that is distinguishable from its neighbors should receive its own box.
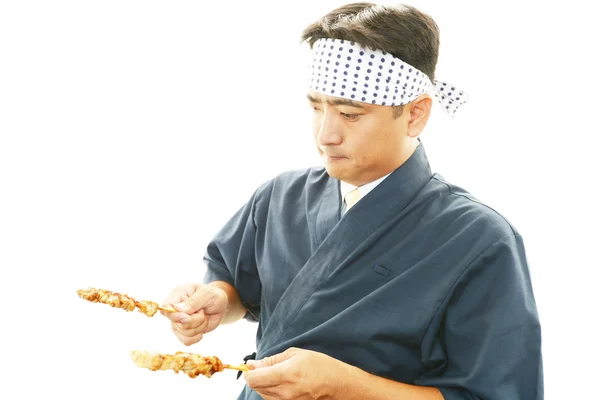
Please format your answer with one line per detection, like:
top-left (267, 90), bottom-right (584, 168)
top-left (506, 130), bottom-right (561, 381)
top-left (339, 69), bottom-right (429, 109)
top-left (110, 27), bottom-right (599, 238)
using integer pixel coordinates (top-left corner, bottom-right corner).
top-left (428, 174), bottom-right (520, 240)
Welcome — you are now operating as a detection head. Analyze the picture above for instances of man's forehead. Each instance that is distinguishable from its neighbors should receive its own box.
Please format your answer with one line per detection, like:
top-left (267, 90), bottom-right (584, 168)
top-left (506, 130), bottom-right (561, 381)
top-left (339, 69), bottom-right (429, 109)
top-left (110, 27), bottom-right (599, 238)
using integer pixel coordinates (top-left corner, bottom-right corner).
top-left (306, 91), bottom-right (366, 108)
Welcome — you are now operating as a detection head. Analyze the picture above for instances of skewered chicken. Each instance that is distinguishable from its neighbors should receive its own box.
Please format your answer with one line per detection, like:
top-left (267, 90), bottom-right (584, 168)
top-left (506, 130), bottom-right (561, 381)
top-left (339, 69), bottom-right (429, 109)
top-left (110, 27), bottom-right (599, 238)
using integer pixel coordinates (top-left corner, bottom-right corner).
top-left (77, 287), bottom-right (169, 316)
top-left (130, 350), bottom-right (249, 378)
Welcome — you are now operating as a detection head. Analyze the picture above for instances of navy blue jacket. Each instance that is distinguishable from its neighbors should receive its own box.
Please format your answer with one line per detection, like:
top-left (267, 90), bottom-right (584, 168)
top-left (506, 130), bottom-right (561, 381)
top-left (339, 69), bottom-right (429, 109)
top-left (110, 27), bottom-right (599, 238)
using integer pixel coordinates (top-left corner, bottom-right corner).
top-left (204, 143), bottom-right (543, 399)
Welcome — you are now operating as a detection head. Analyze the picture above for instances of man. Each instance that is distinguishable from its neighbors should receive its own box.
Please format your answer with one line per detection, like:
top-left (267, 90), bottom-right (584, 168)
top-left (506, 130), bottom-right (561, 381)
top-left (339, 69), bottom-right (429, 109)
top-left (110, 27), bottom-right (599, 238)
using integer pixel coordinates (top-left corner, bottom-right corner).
top-left (162, 3), bottom-right (543, 399)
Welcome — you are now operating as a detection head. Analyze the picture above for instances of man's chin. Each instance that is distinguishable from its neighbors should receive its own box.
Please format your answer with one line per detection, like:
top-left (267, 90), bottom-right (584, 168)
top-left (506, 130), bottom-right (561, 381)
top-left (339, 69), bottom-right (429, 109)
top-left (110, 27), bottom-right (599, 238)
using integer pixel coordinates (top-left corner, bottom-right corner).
top-left (324, 164), bottom-right (346, 180)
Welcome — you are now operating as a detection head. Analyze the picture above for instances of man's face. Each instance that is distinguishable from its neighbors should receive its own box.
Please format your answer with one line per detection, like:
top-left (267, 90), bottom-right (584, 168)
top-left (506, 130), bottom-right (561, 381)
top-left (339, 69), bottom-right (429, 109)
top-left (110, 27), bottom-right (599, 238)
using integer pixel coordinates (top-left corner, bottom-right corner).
top-left (308, 90), bottom-right (413, 186)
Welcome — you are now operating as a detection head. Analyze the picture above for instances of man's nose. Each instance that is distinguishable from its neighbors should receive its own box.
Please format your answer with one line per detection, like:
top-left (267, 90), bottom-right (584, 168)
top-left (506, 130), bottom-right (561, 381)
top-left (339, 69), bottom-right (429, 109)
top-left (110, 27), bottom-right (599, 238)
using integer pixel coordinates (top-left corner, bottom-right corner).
top-left (317, 112), bottom-right (343, 146)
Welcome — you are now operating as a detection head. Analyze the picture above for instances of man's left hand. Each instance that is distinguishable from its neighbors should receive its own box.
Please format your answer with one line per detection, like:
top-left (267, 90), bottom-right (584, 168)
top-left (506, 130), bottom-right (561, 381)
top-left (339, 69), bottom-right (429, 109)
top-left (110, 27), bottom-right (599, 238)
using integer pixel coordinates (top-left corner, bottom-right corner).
top-left (243, 347), bottom-right (347, 399)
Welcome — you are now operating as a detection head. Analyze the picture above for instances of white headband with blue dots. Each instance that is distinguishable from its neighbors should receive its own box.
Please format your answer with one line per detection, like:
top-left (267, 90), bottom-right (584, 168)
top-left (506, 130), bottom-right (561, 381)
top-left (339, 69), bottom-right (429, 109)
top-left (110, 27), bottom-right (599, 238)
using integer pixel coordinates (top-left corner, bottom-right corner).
top-left (308, 38), bottom-right (468, 117)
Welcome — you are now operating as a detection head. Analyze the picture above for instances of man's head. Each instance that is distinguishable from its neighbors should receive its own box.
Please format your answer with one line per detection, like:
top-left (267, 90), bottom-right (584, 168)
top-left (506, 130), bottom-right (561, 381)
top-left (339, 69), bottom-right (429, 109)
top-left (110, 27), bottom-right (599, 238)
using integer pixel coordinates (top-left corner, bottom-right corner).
top-left (301, 3), bottom-right (440, 186)
top-left (302, 3), bottom-right (440, 86)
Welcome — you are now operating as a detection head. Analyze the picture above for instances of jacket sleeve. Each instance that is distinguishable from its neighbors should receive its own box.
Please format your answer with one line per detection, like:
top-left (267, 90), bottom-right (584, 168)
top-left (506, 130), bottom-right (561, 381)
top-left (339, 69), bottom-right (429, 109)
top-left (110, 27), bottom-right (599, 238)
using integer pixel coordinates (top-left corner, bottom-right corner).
top-left (202, 181), bottom-right (272, 322)
top-left (416, 234), bottom-right (544, 399)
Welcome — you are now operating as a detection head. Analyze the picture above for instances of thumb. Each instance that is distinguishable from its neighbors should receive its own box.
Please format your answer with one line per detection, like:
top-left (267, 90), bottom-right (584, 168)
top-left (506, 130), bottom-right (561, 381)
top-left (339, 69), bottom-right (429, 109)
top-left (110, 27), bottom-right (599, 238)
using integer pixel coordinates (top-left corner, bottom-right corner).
top-left (173, 284), bottom-right (214, 314)
top-left (248, 349), bottom-right (296, 369)
top-left (173, 299), bottom-right (192, 313)
top-left (174, 292), bottom-right (202, 313)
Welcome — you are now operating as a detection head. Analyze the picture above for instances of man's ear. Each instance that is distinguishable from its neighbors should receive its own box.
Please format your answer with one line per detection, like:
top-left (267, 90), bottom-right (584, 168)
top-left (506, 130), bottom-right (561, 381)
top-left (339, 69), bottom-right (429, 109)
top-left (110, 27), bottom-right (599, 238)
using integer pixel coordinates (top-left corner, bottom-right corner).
top-left (407, 94), bottom-right (433, 138)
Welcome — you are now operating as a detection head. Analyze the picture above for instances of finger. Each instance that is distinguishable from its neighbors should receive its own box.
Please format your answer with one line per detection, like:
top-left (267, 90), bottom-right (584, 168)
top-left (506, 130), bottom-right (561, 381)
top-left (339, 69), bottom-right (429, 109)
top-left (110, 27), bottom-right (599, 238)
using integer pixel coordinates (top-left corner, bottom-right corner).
top-left (162, 311), bottom-right (193, 323)
top-left (171, 321), bottom-right (208, 337)
top-left (171, 326), bottom-right (204, 346)
top-left (160, 283), bottom-right (200, 316)
top-left (244, 361), bottom-right (288, 389)
top-left (178, 309), bottom-right (208, 330)
top-left (171, 311), bottom-right (208, 336)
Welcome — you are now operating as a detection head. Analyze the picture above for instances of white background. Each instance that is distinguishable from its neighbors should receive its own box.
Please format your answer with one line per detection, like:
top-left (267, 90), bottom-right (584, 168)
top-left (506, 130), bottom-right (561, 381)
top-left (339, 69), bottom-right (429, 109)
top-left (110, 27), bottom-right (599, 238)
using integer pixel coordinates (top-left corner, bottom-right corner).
top-left (1, 1), bottom-right (598, 399)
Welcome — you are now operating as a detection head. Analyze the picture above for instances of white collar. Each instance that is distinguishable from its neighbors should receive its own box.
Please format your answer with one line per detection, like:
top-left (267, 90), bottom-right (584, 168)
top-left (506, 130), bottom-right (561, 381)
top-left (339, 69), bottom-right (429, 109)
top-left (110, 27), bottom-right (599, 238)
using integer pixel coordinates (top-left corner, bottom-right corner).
top-left (339, 173), bottom-right (392, 205)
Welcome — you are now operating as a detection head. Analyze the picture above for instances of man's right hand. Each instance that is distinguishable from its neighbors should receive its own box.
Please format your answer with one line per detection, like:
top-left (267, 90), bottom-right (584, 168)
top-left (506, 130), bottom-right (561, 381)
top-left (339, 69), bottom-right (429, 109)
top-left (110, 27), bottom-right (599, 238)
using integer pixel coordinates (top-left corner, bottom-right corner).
top-left (161, 283), bottom-right (228, 346)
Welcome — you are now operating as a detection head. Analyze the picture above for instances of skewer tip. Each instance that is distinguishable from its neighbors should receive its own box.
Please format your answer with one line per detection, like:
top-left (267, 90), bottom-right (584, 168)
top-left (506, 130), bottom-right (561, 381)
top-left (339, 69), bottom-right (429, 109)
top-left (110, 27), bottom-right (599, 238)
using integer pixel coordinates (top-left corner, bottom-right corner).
top-left (224, 364), bottom-right (251, 372)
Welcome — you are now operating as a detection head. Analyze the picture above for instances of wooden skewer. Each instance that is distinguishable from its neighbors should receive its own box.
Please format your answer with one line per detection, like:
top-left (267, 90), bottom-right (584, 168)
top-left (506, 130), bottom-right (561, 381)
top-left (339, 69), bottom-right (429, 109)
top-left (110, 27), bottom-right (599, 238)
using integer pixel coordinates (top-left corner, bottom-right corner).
top-left (223, 364), bottom-right (250, 372)
top-left (158, 305), bottom-right (177, 313)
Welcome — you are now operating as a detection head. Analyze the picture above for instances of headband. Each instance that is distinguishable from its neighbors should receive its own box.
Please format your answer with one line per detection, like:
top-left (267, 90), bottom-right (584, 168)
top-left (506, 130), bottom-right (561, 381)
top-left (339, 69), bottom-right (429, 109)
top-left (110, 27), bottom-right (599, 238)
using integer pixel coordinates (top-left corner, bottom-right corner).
top-left (308, 38), bottom-right (467, 117)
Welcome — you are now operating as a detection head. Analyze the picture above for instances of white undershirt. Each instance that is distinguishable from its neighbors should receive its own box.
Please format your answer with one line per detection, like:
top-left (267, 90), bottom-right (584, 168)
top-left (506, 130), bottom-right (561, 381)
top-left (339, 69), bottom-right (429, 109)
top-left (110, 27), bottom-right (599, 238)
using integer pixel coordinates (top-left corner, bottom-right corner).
top-left (340, 173), bottom-right (392, 213)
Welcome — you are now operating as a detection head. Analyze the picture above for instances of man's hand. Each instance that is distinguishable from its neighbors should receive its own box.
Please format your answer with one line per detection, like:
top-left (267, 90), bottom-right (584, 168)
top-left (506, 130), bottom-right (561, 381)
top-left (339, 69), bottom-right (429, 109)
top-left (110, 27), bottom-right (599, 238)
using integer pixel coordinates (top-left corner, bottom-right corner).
top-left (161, 283), bottom-right (228, 346)
top-left (244, 347), bottom-right (346, 400)
top-left (244, 347), bottom-right (444, 400)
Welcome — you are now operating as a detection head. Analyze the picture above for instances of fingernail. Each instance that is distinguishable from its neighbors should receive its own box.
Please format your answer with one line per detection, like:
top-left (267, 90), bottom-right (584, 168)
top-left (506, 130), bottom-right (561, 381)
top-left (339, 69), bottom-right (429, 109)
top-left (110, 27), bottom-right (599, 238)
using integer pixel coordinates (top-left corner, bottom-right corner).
top-left (180, 316), bottom-right (191, 324)
top-left (174, 303), bottom-right (189, 312)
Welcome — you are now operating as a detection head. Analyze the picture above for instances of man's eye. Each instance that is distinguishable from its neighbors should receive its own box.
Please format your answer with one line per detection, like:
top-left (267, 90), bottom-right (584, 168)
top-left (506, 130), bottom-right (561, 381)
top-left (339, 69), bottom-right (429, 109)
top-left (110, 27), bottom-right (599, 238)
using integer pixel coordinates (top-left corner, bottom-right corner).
top-left (341, 112), bottom-right (359, 120)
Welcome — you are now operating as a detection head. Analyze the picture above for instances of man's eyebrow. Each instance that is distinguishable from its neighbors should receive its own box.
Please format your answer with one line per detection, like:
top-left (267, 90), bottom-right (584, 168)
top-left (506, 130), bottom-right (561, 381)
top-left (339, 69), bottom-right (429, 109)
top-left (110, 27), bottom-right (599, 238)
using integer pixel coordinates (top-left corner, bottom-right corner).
top-left (306, 94), bottom-right (365, 108)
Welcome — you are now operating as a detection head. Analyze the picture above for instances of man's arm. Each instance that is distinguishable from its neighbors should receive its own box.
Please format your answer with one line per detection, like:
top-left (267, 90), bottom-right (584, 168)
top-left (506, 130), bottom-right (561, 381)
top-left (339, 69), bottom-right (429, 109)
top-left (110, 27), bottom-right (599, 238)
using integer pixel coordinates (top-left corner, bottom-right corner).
top-left (202, 180), bottom-right (272, 323)
top-left (245, 348), bottom-right (443, 400)
top-left (416, 234), bottom-right (543, 399)
top-left (162, 182), bottom-right (270, 345)
top-left (207, 280), bottom-right (247, 324)
top-left (338, 363), bottom-right (443, 400)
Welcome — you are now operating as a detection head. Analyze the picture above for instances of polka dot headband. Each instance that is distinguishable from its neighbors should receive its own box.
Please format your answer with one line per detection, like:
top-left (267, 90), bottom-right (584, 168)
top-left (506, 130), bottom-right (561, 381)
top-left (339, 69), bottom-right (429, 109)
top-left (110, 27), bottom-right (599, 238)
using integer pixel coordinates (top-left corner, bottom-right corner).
top-left (308, 38), bottom-right (468, 117)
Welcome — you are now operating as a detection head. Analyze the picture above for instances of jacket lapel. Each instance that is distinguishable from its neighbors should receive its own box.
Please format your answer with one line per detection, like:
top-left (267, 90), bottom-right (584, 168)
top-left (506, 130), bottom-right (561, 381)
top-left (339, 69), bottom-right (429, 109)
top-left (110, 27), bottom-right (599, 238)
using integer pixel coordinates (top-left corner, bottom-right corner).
top-left (258, 143), bottom-right (433, 356)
